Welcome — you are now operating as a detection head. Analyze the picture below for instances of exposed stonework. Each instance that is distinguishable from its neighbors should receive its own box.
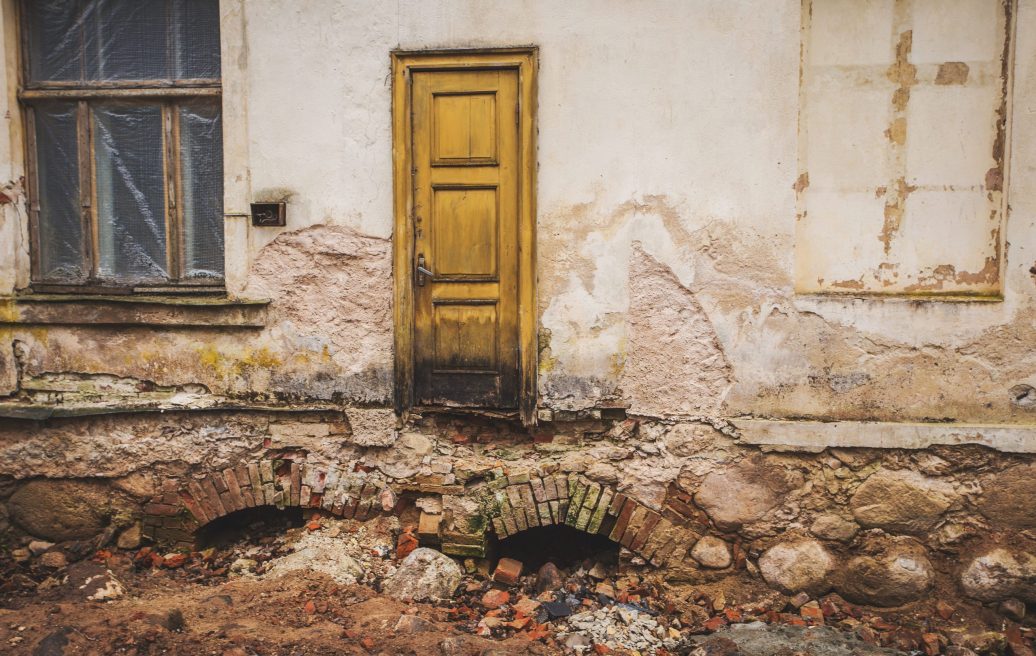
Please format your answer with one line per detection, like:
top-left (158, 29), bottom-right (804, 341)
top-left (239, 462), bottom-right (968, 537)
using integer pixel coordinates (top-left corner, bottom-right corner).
top-left (849, 468), bottom-right (958, 536)
top-left (835, 539), bottom-right (934, 607)
top-left (758, 539), bottom-right (835, 597)
top-left (960, 548), bottom-right (1036, 603)
top-left (693, 455), bottom-right (805, 532)
top-left (976, 462), bottom-right (1036, 529)
top-left (2, 409), bottom-right (1036, 612)
top-left (8, 479), bottom-right (135, 542)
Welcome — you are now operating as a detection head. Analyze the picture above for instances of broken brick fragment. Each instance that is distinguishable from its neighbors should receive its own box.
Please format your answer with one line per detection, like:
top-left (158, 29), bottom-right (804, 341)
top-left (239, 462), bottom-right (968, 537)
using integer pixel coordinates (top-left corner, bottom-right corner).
top-left (162, 553), bottom-right (188, 568)
top-left (493, 557), bottom-right (523, 585)
top-left (481, 589), bottom-right (510, 609)
top-left (396, 530), bottom-right (419, 560)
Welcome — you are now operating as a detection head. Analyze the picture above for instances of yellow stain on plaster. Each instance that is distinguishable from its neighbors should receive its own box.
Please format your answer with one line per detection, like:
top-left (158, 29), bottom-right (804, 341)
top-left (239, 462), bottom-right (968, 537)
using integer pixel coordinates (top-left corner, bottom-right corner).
top-left (195, 345), bottom-right (281, 379)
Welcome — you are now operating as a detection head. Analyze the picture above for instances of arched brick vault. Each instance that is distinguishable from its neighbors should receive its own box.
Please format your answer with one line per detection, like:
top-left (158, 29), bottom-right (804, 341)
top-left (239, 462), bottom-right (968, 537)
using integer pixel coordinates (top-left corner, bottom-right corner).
top-left (143, 461), bottom-right (701, 568)
top-left (483, 473), bottom-right (693, 567)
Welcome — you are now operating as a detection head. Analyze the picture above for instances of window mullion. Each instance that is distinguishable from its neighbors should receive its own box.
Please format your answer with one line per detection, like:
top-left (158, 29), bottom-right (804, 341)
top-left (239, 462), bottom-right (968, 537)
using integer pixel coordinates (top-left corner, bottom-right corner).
top-left (77, 100), bottom-right (97, 280)
top-left (23, 106), bottom-right (41, 282)
top-left (163, 102), bottom-right (183, 282)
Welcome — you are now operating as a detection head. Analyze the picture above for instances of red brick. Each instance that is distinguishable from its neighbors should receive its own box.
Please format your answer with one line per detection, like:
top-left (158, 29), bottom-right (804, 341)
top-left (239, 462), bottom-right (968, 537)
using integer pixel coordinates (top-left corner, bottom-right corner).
top-left (608, 499), bottom-right (635, 542)
top-left (397, 531), bottom-right (419, 559)
top-left (800, 604), bottom-right (824, 624)
top-left (186, 481), bottom-right (215, 522)
top-left (210, 472), bottom-right (229, 494)
top-left (179, 491), bottom-right (209, 523)
top-left (493, 557), bottom-right (523, 585)
top-left (609, 492), bottom-right (628, 515)
top-left (218, 491), bottom-right (236, 514)
top-left (543, 476), bottom-right (559, 500)
top-left (629, 510), bottom-right (661, 553)
top-left (144, 502), bottom-right (179, 517)
top-left (481, 589), bottom-right (510, 609)
top-left (530, 477), bottom-right (547, 502)
top-left (198, 477), bottom-right (228, 517)
top-left (639, 518), bottom-right (672, 560)
top-left (222, 468), bottom-right (246, 511)
top-left (621, 505), bottom-right (651, 548)
top-left (664, 497), bottom-right (698, 520)
top-left (234, 465), bottom-right (255, 507)
top-left (554, 474), bottom-right (570, 499)
top-left (518, 484), bottom-right (539, 527)
top-left (289, 462), bottom-right (302, 506)
top-left (506, 486), bottom-right (528, 531)
top-left (245, 464), bottom-right (262, 496)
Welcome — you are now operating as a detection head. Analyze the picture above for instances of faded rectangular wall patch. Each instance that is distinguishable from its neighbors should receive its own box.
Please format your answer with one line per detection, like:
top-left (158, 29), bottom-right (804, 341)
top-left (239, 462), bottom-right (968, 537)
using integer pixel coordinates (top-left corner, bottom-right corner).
top-left (794, 0), bottom-right (1012, 295)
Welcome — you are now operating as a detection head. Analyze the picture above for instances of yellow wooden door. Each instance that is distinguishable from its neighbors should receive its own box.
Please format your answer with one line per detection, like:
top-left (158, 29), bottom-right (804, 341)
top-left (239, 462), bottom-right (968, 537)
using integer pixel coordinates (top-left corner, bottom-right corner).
top-left (410, 68), bottom-right (520, 408)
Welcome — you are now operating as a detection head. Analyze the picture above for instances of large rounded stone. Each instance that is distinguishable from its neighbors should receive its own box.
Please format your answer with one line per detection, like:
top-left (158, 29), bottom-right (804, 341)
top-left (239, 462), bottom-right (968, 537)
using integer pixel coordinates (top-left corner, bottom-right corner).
top-left (690, 536), bottom-right (732, 569)
top-left (382, 548), bottom-right (462, 602)
top-left (837, 543), bottom-right (934, 606)
top-left (960, 548), bottom-right (1036, 603)
top-left (810, 513), bottom-right (859, 543)
top-left (976, 464), bottom-right (1036, 529)
top-left (758, 539), bottom-right (834, 596)
top-left (8, 479), bottom-right (124, 541)
top-left (694, 457), bottom-right (804, 531)
top-left (849, 469), bottom-right (957, 536)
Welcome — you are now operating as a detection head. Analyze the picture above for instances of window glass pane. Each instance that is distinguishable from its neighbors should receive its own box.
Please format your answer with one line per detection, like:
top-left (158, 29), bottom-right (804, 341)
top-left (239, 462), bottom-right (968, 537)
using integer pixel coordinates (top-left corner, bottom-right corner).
top-left (86, 0), bottom-right (170, 81)
top-left (92, 104), bottom-right (168, 282)
top-left (34, 103), bottom-right (85, 280)
top-left (24, 0), bottom-right (222, 83)
top-left (179, 102), bottom-right (224, 279)
top-left (172, 0), bottom-right (221, 79)
top-left (23, 1), bottom-right (86, 82)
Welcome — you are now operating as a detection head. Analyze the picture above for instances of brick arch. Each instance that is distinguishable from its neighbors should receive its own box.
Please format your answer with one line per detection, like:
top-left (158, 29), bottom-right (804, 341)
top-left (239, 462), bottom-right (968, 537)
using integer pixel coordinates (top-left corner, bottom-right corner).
top-left (142, 459), bottom-right (390, 547)
top-left (485, 474), bottom-right (688, 567)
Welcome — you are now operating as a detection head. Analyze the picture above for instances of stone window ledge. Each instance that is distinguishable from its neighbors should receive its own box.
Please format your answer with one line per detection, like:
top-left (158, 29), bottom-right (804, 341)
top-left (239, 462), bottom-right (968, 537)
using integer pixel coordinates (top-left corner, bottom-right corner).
top-left (0, 294), bottom-right (269, 328)
top-left (735, 419), bottom-right (1036, 454)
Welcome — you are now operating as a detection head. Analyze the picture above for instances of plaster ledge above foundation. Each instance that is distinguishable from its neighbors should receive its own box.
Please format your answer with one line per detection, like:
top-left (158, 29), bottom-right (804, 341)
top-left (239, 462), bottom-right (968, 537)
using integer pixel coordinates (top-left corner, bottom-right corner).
top-left (0, 295), bottom-right (270, 328)
top-left (735, 419), bottom-right (1036, 454)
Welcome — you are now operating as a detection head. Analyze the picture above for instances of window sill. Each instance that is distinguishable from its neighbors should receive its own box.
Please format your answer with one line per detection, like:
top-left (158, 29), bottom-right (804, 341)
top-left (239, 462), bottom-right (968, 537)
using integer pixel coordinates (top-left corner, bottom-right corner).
top-left (0, 294), bottom-right (269, 327)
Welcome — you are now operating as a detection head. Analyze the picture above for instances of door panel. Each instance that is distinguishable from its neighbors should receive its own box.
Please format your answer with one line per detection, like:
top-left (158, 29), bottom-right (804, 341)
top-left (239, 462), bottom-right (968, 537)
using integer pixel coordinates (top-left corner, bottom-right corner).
top-left (412, 69), bottom-right (520, 408)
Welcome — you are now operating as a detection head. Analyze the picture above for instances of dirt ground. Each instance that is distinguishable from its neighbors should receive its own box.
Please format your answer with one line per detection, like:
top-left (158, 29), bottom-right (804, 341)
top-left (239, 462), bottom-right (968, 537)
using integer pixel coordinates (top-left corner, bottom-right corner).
top-left (1, 512), bottom-right (1033, 656)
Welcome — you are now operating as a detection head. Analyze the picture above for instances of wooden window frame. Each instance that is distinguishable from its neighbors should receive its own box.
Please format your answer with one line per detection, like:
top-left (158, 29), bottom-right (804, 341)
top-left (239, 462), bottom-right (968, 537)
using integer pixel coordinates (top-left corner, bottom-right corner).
top-left (391, 48), bottom-right (539, 425)
top-left (16, 0), bottom-right (223, 295)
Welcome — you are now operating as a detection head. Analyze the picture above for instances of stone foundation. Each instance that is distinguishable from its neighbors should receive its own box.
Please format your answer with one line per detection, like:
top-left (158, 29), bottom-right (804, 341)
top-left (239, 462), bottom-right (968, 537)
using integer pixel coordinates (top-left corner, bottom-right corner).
top-left (2, 408), bottom-right (1035, 611)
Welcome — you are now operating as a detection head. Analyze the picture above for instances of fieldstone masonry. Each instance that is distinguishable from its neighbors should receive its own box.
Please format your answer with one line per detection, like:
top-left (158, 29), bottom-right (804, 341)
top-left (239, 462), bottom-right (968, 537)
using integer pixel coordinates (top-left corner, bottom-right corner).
top-left (3, 410), bottom-right (1034, 613)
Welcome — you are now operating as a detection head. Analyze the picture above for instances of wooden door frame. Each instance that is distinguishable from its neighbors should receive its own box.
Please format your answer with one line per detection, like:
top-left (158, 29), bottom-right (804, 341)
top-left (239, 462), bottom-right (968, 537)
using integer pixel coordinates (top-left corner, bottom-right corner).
top-left (391, 48), bottom-right (538, 425)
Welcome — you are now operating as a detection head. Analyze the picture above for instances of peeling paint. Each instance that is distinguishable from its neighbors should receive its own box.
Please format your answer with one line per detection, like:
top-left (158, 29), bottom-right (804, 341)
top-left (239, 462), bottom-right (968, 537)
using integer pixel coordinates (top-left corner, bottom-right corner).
top-left (935, 61), bottom-right (970, 85)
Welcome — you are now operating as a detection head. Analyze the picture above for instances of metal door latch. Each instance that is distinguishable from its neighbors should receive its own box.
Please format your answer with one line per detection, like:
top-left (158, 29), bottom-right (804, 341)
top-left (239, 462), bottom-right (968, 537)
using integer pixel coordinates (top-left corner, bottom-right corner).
top-left (416, 254), bottom-right (433, 285)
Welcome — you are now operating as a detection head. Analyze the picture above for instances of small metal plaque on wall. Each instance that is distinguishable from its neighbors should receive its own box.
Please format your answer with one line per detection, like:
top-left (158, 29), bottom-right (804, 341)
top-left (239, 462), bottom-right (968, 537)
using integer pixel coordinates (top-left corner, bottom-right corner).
top-left (250, 202), bottom-right (286, 227)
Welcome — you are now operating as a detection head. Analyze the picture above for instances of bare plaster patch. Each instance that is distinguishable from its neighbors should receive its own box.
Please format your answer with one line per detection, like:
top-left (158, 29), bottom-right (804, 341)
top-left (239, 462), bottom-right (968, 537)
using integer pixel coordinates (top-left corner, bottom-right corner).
top-left (620, 246), bottom-right (732, 417)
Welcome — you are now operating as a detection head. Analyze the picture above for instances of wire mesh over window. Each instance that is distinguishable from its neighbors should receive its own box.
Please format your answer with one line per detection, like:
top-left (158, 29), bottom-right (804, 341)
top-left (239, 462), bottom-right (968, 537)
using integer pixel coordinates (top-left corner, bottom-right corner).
top-left (21, 0), bottom-right (224, 290)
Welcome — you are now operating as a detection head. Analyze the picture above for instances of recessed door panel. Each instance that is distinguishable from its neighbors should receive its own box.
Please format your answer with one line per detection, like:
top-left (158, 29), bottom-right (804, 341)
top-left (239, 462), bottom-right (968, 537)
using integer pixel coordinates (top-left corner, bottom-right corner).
top-left (432, 92), bottom-right (497, 164)
top-left (432, 186), bottom-right (498, 278)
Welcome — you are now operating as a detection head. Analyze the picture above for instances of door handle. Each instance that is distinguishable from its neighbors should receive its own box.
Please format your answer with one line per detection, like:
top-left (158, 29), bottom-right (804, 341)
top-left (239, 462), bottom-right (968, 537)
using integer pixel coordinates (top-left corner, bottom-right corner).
top-left (416, 254), bottom-right (433, 285)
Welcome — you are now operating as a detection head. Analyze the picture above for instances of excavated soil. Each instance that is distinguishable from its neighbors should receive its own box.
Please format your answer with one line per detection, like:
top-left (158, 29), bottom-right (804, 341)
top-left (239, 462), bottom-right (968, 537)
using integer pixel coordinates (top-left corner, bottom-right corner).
top-left (1, 513), bottom-right (1033, 656)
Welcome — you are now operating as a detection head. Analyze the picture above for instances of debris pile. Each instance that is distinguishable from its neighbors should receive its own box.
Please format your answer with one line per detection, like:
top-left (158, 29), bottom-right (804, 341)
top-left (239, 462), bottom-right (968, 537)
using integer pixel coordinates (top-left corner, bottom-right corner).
top-left (3, 509), bottom-right (1036, 655)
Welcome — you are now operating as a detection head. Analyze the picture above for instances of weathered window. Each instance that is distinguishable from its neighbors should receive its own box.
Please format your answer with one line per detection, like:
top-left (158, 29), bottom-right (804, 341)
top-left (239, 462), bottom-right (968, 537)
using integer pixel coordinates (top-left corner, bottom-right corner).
top-left (795, 0), bottom-right (1011, 296)
top-left (20, 0), bottom-right (223, 291)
